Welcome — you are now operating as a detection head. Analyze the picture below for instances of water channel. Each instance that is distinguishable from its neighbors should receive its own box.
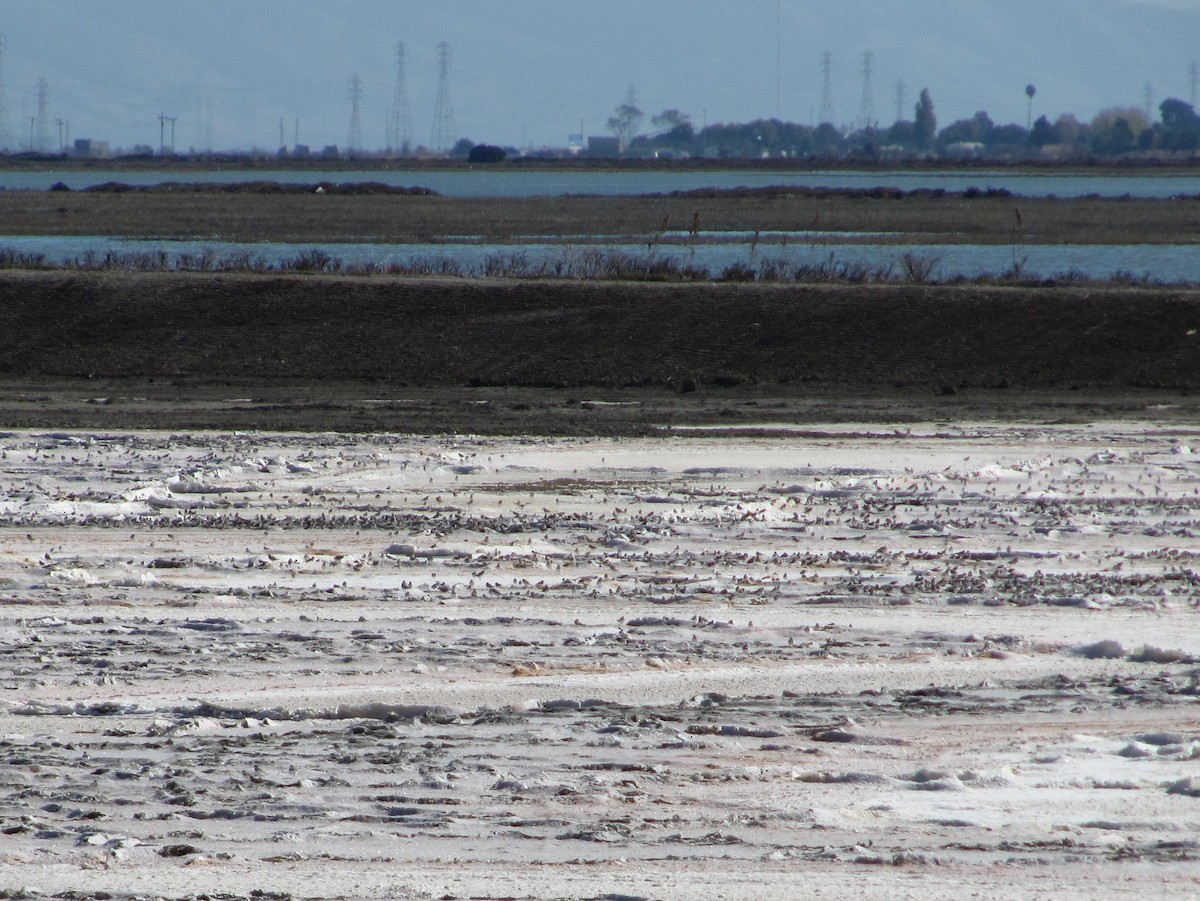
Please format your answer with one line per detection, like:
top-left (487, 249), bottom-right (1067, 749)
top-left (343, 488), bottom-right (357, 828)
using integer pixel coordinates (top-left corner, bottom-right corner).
top-left (3, 235), bottom-right (1197, 282)
top-left (3, 167), bottom-right (1200, 198)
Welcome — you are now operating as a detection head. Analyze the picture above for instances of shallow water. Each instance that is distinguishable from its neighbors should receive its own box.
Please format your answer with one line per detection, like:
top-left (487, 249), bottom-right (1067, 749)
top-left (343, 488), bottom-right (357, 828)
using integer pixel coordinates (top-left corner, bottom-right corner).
top-left (3, 233), bottom-right (1198, 281)
top-left (4, 166), bottom-right (1200, 198)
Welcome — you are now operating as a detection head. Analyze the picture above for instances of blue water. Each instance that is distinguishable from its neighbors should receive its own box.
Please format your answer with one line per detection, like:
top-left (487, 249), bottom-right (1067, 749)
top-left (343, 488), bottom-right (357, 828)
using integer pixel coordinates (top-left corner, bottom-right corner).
top-left (3, 235), bottom-right (1197, 282)
top-left (3, 167), bottom-right (1200, 199)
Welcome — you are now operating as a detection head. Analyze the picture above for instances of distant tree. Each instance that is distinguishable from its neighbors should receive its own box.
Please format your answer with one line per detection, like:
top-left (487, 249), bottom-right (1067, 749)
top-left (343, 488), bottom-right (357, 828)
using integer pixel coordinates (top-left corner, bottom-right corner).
top-left (1090, 106), bottom-right (1149, 154)
top-left (1029, 115), bottom-right (1055, 147)
top-left (937, 110), bottom-right (993, 148)
top-left (651, 109), bottom-right (690, 131)
top-left (1052, 114), bottom-right (1085, 147)
top-left (885, 119), bottom-right (916, 149)
top-left (989, 123), bottom-right (1029, 147)
top-left (607, 85), bottom-right (643, 152)
top-left (467, 143), bottom-right (506, 163)
top-left (812, 121), bottom-right (844, 156)
top-left (1107, 117), bottom-right (1137, 154)
top-left (692, 118), bottom-right (815, 158)
top-left (1139, 123), bottom-right (1163, 151)
top-left (646, 109), bottom-right (696, 153)
top-left (451, 137), bottom-right (475, 158)
top-left (1159, 97), bottom-right (1200, 151)
top-left (914, 89), bottom-right (936, 152)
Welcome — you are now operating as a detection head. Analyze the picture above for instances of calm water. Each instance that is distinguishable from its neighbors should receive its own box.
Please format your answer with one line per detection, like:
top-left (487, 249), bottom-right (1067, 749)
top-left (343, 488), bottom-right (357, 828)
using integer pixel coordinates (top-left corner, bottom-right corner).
top-left (3, 167), bottom-right (1200, 198)
top-left (3, 235), bottom-right (1197, 282)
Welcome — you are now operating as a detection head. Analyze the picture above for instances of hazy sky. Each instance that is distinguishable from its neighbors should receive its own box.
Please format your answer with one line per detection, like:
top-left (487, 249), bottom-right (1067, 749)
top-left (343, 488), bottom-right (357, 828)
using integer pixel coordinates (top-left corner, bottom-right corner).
top-left (2, 0), bottom-right (1197, 152)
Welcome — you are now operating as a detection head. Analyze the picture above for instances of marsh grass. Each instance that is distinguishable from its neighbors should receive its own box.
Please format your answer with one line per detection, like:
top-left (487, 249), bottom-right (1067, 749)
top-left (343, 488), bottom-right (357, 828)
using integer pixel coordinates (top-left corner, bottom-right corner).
top-left (0, 242), bottom-right (1191, 288)
top-left (897, 251), bottom-right (941, 284)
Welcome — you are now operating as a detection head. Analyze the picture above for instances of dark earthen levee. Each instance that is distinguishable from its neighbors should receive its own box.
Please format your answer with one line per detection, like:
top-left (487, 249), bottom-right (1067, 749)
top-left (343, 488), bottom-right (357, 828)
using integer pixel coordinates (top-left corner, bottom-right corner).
top-left (1, 271), bottom-right (1197, 391)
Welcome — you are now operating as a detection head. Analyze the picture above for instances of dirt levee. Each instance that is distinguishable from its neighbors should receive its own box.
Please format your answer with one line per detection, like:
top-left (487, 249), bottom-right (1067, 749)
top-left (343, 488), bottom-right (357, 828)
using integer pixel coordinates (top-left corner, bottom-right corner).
top-left (1, 270), bottom-right (1197, 390)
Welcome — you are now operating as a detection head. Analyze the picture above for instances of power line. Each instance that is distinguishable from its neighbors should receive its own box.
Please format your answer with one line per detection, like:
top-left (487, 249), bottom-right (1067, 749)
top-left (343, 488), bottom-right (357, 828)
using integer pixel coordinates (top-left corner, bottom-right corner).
top-left (388, 42), bottom-right (413, 154)
top-left (431, 41), bottom-right (456, 153)
top-left (348, 72), bottom-right (363, 155)
top-left (819, 51), bottom-right (835, 125)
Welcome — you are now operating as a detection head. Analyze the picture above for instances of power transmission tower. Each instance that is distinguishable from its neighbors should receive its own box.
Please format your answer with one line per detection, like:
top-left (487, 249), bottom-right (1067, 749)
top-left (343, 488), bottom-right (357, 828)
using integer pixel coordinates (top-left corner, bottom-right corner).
top-left (0, 33), bottom-right (12, 151)
top-left (387, 42), bottom-right (413, 154)
top-left (858, 51), bottom-right (874, 129)
top-left (347, 73), bottom-right (364, 156)
top-left (431, 42), bottom-right (456, 153)
top-left (818, 51), bottom-right (835, 125)
top-left (1190, 62), bottom-right (1198, 108)
top-left (895, 80), bottom-right (906, 123)
top-left (34, 77), bottom-right (49, 153)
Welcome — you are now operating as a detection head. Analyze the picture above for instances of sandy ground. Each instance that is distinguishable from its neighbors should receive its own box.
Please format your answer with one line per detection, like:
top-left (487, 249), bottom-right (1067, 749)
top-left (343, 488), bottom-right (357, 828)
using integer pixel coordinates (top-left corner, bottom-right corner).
top-left (2, 421), bottom-right (1199, 899)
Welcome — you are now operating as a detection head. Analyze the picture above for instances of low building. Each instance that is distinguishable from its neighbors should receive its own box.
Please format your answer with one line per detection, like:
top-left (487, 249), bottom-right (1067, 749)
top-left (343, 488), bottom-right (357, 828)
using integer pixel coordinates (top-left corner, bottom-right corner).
top-left (586, 136), bottom-right (620, 157)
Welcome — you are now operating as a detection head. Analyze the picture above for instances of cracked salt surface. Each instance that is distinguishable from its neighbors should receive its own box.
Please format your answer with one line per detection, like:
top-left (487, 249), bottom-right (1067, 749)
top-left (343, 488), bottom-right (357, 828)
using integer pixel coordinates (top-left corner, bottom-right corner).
top-left (1, 423), bottom-right (1199, 899)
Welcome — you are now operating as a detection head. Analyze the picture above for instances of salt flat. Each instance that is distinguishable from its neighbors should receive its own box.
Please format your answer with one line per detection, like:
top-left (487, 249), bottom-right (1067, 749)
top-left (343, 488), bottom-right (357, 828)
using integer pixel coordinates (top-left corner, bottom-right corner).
top-left (1, 423), bottom-right (1199, 900)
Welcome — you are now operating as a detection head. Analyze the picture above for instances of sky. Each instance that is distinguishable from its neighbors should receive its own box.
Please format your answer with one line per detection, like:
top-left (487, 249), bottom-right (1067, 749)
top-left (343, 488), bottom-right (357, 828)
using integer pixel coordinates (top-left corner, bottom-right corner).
top-left (0, 0), bottom-right (1197, 153)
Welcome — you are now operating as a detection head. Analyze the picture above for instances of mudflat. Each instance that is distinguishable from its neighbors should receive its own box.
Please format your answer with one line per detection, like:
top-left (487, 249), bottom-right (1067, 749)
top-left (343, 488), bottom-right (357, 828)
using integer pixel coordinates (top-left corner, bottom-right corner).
top-left (2, 184), bottom-right (1199, 244)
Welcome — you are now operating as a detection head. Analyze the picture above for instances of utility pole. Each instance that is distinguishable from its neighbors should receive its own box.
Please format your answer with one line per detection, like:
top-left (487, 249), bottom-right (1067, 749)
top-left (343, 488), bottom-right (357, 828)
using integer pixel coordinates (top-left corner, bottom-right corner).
top-left (1144, 82), bottom-right (1154, 122)
top-left (158, 113), bottom-right (176, 155)
top-left (278, 117), bottom-right (285, 152)
top-left (347, 72), bottom-right (363, 156)
top-left (53, 117), bottom-right (65, 153)
top-left (895, 80), bottom-right (906, 123)
top-left (819, 51), bottom-right (835, 125)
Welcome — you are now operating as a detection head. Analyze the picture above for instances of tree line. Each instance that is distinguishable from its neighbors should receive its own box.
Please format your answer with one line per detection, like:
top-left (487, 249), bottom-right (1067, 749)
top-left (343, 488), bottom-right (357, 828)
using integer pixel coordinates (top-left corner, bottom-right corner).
top-left (609, 88), bottom-right (1200, 161)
